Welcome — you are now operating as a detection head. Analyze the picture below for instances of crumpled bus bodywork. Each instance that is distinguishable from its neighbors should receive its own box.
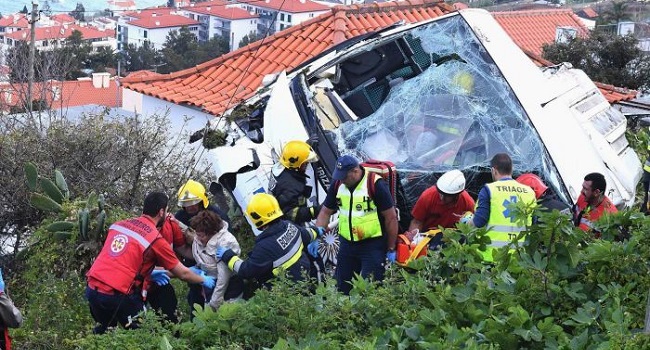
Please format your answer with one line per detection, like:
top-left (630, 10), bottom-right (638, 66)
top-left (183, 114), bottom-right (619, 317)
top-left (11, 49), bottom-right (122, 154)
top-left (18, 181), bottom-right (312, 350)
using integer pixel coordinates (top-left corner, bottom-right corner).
top-left (206, 9), bottom-right (641, 232)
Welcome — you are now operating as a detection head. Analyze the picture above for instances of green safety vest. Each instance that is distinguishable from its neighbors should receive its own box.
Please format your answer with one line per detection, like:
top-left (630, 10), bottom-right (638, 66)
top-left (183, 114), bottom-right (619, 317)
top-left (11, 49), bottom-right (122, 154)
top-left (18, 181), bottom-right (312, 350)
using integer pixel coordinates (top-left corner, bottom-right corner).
top-left (481, 179), bottom-right (536, 262)
top-left (337, 172), bottom-right (382, 242)
top-left (644, 144), bottom-right (650, 172)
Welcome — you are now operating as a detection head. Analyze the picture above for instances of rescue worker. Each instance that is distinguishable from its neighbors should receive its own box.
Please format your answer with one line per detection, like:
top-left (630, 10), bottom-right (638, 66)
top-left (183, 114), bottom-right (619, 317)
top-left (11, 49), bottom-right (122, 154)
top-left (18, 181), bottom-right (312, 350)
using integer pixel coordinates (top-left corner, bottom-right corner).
top-left (85, 192), bottom-right (216, 334)
top-left (269, 140), bottom-right (324, 280)
top-left (269, 140), bottom-right (320, 224)
top-left (0, 269), bottom-right (22, 350)
top-left (144, 214), bottom-right (193, 324)
top-left (572, 172), bottom-right (617, 236)
top-left (315, 155), bottom-right (399, 295)
top-left (467, 153), bottom-right (536, 262)
top-left (216, 193), bottom-right (320, 288)
top-left (174, 180), bottom-right (231, 314)
top-left (407, 169), bottom-right (475, 248)
top-left (515, 173), bottom-right (569, 213)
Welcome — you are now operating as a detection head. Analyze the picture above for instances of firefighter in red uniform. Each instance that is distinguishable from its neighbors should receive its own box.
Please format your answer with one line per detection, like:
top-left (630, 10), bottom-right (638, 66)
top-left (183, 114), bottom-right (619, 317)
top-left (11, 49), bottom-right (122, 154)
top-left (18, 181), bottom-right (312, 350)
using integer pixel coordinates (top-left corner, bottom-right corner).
top-left (85, 192), bottom-right (216, 334)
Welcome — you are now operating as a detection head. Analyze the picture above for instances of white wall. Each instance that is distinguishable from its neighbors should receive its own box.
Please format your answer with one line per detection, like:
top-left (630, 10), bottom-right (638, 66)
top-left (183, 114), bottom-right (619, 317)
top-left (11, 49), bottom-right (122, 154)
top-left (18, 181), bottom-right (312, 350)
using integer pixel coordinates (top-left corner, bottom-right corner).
top-left (231, 18), bottom-right (257, 50)
top-left (122, 92), bottom-right (216, 133)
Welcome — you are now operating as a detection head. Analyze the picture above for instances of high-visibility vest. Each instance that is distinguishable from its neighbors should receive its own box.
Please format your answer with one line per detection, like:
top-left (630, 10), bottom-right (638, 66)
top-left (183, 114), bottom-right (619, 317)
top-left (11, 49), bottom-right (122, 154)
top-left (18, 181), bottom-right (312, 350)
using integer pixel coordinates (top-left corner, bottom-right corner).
top-left (644, 143), bottom-right (650, 172)
top-left (337, 172), bottom-right (382, 242)
top-left (482, 180), bottom-right (536, 261)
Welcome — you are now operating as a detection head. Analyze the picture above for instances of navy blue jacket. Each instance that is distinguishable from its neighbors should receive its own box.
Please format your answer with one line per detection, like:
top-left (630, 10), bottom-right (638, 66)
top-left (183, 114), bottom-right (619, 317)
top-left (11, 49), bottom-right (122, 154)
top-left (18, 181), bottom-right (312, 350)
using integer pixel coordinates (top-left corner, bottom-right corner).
top-left (221, 220), bottom-right (315, 286)
top-left (175, 204), bottom-right (231, 227)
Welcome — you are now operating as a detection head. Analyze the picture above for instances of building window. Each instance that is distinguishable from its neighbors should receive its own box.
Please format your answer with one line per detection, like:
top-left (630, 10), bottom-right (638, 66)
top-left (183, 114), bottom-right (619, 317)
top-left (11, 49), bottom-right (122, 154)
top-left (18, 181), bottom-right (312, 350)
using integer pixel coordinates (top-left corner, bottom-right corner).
top-left (144, 30), bottom-right (148, 38)
top-left (287, 14), bottom-right (291, 22)
top-left (280, 13), bottom-right (284, 21)
top-left (280, 24), bottom-right (284, 30)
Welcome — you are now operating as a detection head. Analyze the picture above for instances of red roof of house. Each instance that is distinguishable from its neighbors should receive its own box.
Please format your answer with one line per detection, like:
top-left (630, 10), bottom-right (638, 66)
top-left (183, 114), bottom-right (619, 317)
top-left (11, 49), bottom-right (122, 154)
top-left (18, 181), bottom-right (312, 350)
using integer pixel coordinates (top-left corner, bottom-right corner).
top-left (121, 0), bottom-right (453, 116)
top-left (127, 13), bottom-right (200, 29)
top-left (239, 0), bottom-right (330, 13)
top-left (4, 24), bottom-right (115, 42)
top-left (524, 50), bottom-right (637, 103)
top-left (0, 77), bottom-right (122, 112)
top-left (185, 4), bottom-right (258, 20)
top-left (493, 9), bottom-right (589, 56)
top-left (579, 7), bottom-right (598, 19)
top-left (50, 14), bottom-right (76, 24)
top-left (0, 14), bottom-right (29, 29)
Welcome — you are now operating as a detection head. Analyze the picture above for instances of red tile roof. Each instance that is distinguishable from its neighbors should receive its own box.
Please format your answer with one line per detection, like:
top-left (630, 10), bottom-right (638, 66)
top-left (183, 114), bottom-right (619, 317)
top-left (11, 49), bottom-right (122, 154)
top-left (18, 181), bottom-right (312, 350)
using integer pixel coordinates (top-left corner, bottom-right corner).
top-left (579, 7), bottom-right (598, 19)
top-left (127, 14), bottom-right (200, 29)
top-left (239, 0), bottom-right (330, 13)
top-left (50, 14), bottom-right (76, 24)
top-left (493, 9), bottom-right (589, 56)
top-left (4, 24), bottom-right (115, 42)
top-left (524, 50), bottom-right (637, 103)
top-left (122, 0), bottom-right (453, 116)
top-left (185, 4), bottom-right (258, 20)
top-left (0, 14), bottom-right (29, 29)
top-left (0, 77), bottom-right (122, 112)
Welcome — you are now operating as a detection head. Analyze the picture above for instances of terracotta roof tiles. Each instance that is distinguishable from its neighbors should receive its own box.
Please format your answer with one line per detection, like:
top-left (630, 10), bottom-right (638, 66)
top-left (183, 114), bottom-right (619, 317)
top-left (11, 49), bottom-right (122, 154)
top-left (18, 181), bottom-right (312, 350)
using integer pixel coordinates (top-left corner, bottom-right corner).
top-left (493, 9), bottom-right (589, 56)
top-left (122, 0), bottom-right (455, 116)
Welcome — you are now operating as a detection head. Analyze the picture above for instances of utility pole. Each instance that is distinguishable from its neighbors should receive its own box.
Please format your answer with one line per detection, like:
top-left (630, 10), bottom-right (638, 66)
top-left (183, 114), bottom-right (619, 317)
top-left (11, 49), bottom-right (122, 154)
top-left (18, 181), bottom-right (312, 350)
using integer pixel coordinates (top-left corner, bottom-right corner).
top-left (27, 1), bottom-right (39, 117)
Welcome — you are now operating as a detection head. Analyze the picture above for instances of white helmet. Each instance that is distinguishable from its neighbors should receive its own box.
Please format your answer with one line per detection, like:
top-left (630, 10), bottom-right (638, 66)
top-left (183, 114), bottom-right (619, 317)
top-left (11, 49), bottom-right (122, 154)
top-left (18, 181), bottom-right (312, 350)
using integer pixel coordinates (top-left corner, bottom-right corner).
top-left (437, 170), bottom-right (465, 195)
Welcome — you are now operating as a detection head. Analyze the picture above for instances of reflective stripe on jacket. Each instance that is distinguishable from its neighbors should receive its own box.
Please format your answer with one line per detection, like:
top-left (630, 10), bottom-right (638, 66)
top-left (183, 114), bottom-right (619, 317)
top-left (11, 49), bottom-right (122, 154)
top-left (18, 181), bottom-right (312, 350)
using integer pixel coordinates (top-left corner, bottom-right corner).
top-left (482, 180), bottom-right (535, 261)
top-left (86, 217), bottom-right (161, 294)
top-left (337, 172), bottom-right (382, 242)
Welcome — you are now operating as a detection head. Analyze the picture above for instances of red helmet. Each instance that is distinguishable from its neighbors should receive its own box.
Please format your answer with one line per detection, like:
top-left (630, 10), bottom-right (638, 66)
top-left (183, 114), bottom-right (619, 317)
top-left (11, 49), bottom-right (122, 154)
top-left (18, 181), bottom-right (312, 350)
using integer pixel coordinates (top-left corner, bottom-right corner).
top-left (516, 173), bottom-right (548, 199)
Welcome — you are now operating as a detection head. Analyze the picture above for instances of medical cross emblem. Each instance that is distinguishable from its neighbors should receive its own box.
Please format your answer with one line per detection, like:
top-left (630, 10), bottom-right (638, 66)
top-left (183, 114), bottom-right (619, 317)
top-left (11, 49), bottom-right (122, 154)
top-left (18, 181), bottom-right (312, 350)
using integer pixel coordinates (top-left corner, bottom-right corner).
top-left (110, 234), bottom-right (128, 256)
top-left (502, 196), bottom-right (518, 222)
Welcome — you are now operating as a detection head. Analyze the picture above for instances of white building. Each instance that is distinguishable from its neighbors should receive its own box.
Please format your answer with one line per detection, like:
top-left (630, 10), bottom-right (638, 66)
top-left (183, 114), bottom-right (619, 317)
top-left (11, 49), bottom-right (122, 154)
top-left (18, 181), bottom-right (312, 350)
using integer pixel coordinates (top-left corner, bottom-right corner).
top-left (2, 24), bottom-right (116, 52)
top-left (117, 9), bottom-right (200, 50)
top-left (184, 3), bottom-right (259, 51)
top-left (237, 0), bottom-right (331, 35)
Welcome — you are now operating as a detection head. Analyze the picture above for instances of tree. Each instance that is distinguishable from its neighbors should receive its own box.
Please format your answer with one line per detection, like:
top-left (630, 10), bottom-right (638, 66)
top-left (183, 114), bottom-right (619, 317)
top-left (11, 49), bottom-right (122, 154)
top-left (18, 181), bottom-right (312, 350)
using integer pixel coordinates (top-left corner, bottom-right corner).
top-left (159, 28), bottom-right (231, 73)
top-left (41, 0), bottom-right (53, 16)
top-left (542, 30), bottom-right (650, 92)
top-left (238, 31), bottom-right (264, 48)
top-left (20, 5), bottom-right (28, 14)
top-left (601, 1), bottom-right (630, 25)
top-left (69, 3), bottom-right (86, 22)
top-left (122, 41), bottom-right (161, 73)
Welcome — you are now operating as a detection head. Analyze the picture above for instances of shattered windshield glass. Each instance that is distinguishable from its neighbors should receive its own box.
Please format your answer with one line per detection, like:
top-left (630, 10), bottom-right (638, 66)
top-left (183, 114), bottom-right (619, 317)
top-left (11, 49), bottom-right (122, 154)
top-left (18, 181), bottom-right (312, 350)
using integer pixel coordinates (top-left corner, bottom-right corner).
top-left (327, 15), bottom-right (564, 207)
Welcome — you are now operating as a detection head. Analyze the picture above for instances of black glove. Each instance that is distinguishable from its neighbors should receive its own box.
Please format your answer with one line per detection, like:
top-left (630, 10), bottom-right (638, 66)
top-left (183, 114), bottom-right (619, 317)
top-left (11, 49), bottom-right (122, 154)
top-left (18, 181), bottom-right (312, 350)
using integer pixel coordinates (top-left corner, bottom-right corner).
top-left (572, 204), bottom-right (583, 227)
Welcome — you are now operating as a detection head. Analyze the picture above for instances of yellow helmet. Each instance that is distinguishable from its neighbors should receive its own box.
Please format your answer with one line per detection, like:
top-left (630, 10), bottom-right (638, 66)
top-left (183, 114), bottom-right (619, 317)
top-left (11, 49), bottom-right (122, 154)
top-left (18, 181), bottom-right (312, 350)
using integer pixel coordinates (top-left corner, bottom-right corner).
top-left (246, 193), bottom-right (283, 228)
top-left (280, 140), bottom-right (318, 171)
top-left (177, 180), bottom-right (209, 208)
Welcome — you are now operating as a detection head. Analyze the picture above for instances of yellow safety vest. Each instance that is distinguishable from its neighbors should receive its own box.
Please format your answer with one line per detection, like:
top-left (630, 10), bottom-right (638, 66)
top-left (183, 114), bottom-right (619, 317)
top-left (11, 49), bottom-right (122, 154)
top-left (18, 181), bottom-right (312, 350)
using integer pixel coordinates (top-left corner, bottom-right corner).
top-left (337, 172), bottom-right (382, 242)
top-left (644, 143), bottom-right (650, 172)
top-left (481, 179), bottom-right (536, 261)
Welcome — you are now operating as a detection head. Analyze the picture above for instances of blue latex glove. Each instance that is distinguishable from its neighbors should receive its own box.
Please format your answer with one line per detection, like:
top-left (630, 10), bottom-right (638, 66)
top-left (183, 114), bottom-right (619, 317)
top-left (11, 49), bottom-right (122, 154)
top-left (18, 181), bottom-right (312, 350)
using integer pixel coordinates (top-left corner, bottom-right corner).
top-left (0, 269), bottom-right (5, 293)
top-left (189, 266), bottom-right (203, 276)
top-left (307, 240), bottom-right (319, 258)
top-left (150, 270), bottom-right (170, 286)
top-left (459, 212), bottom-right (474, 225)
top-left (310, 225), bottom-right (326, 237)
top-left (386, 250), bottom-right (396, 264)
top-left (215, 246), bottom-right (228, 260)
top-left (201, 275), bottom-right (216, 289)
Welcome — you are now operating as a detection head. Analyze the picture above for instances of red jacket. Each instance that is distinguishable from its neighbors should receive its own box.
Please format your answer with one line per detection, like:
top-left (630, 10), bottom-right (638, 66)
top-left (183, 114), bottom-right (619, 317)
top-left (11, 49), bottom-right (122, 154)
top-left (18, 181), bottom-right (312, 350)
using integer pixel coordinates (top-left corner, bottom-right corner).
top-left (575, 194), bottom-right (617, 234)
top-left (87, 216), bottom-right (167, 294)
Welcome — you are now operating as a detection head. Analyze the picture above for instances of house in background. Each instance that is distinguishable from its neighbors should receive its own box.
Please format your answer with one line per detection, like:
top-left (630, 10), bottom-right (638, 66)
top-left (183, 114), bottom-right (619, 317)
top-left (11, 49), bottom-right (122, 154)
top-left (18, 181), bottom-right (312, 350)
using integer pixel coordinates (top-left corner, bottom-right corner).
top-left (2, 24), bottom-right (116, 52)
top-left (574, 6), bottom-right (599, 30)
top-left (0, 72), bottom-right (122, 114)
top-left (183, 3), bottom-right (259, 51)
top-left (238, 0), bottom-right (331, 35)
top-left (492, 9), bottom-right (590, 56)
top-left (117, 8), bottom-right (200, 50)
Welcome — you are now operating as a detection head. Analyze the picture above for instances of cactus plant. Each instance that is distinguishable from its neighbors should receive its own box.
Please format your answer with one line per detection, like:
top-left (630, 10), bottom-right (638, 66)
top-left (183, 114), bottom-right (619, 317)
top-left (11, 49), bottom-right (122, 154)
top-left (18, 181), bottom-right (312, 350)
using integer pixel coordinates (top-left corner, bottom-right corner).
top-left (24, 162), bottom-right (38, 192)
top-left (54, 170), bottom-right (69, 200)
top-left (29, 193), bottom-right (62, 213)
top-left (39, 178), bottom-right (65, 204)
top-left (46, 221), bottom-right (75, 232)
